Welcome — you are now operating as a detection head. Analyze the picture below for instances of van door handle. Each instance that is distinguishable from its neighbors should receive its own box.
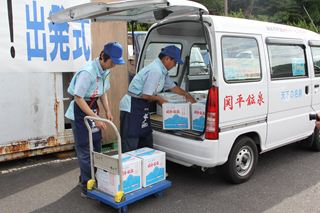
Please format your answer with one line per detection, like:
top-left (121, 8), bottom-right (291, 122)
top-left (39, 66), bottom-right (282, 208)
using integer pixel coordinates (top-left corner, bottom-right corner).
top-left (315, 84), bottom-right (319, 88)
top-left (305, 85), bottom-right (309, 94)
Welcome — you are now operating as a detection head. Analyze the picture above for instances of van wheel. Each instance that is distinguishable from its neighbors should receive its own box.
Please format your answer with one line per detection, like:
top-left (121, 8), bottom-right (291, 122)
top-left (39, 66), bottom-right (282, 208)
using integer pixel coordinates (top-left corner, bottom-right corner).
top-left (311, 128), bottom-right (320, 152)
top-left (223, 136), bottom-right (258, 184)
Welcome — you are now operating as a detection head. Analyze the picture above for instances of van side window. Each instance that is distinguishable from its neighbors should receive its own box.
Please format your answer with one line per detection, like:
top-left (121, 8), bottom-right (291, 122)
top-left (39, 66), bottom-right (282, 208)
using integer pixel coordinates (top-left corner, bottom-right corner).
top-left (268, 45), bottom-right (307, 79)
top-left (311, 47), bottom-right (320, 77)
top-left (221, 37), bottom-right (261, 83)
top-left (142, 43), bottom-right (182, 77)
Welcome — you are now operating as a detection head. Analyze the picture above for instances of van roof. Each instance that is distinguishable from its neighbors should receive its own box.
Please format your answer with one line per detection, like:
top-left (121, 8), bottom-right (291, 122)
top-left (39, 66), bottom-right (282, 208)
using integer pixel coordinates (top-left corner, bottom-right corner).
top-left (210, 15), bottom-right (319, 39)
top-left (155, 14), bottom-right (320, 41)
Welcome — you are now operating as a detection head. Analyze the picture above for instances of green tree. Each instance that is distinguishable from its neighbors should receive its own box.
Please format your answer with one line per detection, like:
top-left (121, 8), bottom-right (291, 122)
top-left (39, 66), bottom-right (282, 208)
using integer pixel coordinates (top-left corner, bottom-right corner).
top-left (229, 0), bottom-right (256, 17)
top-left (196, 0), bottom-right (319, 32)
top-left (193, 0), bottom-right (225, 15)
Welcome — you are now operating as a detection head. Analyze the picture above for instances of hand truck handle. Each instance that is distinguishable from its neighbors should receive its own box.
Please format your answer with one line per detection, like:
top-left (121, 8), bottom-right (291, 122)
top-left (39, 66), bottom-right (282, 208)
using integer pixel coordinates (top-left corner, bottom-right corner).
top-left (84, 116), bottom-right (123, 191)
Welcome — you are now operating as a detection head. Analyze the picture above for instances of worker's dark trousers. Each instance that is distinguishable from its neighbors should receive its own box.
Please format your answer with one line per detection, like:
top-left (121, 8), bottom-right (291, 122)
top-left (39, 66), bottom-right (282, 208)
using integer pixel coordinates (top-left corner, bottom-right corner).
top-left (120, 97), bottom-right (153, 153)
top-left (72, 101), bottom-right (101, 186)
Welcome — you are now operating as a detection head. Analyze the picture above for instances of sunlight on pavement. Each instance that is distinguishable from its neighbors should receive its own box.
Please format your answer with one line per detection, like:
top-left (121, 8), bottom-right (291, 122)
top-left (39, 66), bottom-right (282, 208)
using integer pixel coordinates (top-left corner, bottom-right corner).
top-left (0, 168), bottom-right (79, 213)
top-left (263, 181), bottom-right (320, 213)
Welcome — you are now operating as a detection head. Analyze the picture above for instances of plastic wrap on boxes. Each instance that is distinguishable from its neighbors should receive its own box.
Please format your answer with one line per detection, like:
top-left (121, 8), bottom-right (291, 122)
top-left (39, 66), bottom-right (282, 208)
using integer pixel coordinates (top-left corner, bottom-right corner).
top-left (158, 92), bottom-right (186, 102)
top-left (126, 147), bottom-right (154, 155)
top-left (127, 148), bottom-right (166, 187)
top-left (190, 90), bottom-right (208, 102)
top-left (162, 103), bottom-right (190, 129)
top-left (96, 154), bottom-right (141, 195)
top-left (156, 92), bottom-right (186, 115)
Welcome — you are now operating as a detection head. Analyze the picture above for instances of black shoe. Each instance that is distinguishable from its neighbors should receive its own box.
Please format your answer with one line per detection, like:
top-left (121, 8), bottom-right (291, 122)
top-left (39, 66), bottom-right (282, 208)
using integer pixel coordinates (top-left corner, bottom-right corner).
top-left (80, 188), bottom-right (89, 199)
top-left (80, 192), bottom-right (87, 198)
top-left (78, 176), bottom-right (82, 187)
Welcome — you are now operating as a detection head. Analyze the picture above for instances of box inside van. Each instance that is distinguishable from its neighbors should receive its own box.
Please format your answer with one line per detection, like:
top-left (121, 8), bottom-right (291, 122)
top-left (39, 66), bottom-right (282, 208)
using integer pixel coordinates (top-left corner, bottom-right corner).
top-left (49, 0), bottom-right (320, 184)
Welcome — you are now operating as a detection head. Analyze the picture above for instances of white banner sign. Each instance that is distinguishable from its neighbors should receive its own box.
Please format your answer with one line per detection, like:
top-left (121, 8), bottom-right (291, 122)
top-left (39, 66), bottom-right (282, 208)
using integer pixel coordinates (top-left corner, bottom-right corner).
top-left (0, 0), bottom-right (92, 72)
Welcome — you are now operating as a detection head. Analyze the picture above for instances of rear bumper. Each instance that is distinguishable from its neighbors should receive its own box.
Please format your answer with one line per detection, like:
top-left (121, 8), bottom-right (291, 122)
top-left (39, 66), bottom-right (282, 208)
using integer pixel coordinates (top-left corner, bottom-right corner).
top-left (153, 131), bottom-right (222, 168)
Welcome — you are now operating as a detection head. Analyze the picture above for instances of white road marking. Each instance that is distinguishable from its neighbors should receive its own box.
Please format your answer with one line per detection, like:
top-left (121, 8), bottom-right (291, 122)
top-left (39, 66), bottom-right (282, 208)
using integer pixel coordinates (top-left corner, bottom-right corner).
top-left (0, 157), bottom-right (77, 174)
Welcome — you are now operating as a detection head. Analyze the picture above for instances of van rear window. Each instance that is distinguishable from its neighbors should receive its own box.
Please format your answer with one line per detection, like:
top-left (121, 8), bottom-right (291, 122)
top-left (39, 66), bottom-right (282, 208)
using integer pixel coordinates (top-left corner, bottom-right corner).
top-left (141, 43), bottom-right (182, 77)
top-left (221, 37), bottom-right (261, 82)
top-left (268, 45), bottom-right (307, 79)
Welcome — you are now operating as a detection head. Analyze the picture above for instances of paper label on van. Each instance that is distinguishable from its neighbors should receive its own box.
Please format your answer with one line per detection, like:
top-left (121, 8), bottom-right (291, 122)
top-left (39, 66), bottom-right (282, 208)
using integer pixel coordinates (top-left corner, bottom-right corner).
top-left (224, 59), bottom-right (260, 81)
top-left (292, 58), bottom-right (305, 76)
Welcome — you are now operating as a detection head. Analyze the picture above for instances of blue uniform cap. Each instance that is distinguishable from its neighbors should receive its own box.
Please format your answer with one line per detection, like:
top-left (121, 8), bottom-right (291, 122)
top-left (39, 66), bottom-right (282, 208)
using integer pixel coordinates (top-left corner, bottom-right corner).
top-left (104, 42), bottom-right (125, 65)
top-left (160, 45), bottom-right (184, 64)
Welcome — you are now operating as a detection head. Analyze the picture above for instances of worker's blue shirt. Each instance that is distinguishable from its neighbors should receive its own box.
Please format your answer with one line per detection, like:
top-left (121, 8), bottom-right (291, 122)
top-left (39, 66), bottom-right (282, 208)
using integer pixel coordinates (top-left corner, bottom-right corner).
top-left (65, 58), bottom-right (110, 120)
top-left (120, 58), bottom-right (176, 112)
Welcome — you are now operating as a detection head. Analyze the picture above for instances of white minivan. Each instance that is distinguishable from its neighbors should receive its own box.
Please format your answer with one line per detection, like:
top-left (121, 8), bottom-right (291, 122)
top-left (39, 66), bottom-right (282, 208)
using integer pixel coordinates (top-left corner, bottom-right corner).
top-left (49, 0), bottom-right (320, 183)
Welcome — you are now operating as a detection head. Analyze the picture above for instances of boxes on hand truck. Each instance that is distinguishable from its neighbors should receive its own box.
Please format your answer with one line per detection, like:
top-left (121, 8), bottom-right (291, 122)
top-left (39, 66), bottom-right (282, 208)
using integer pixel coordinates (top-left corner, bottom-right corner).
top-left (96, 153), bottom-right (142, 196)
top-left (127, 148), bottom-right (166, 187)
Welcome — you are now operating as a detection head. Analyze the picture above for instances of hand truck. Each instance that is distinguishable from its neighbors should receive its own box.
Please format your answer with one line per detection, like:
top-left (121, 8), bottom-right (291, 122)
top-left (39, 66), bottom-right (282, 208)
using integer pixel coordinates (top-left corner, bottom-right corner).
top-left (84, 116), bottom-right (171, 213)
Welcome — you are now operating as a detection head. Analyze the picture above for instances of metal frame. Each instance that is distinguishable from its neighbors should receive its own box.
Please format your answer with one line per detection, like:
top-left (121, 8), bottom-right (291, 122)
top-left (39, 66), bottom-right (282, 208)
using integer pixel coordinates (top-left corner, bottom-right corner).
top-left (83, 116), bottom-right (172, 212)
top-left (84, 116), bottom-right (123, 192)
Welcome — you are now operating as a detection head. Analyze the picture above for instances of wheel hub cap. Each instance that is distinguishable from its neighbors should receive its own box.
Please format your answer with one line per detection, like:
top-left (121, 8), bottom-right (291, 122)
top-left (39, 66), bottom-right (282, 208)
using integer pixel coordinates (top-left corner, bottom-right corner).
top-left (235, 146), bottom-right (253, 176)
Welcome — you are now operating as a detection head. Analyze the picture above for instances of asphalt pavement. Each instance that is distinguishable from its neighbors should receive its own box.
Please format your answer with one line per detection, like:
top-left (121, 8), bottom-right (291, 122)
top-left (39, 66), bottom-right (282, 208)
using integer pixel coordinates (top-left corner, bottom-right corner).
top-left (1, 143), bottom-right (320, 213)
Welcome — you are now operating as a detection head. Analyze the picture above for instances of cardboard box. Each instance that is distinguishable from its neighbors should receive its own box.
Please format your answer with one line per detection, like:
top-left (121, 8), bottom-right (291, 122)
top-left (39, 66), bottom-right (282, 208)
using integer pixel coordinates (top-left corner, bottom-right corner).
top-left (191, 103), bottom-right (206, 132)
top-left (96, 154), bottom-right (141, 196)
top-left (162, 103), bottom-right (190, 129)
top-left (156, 92), bottom-right (186, 115)
top-left (127, 148), bottom-right (166, 187)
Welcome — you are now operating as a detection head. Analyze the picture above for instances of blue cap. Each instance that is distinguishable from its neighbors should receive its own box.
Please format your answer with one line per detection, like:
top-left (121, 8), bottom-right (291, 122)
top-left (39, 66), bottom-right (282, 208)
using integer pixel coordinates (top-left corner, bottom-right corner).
top-left (103, 42), bottom-right (125, 65)
top-left (160, 45), bottom-right (184, 64)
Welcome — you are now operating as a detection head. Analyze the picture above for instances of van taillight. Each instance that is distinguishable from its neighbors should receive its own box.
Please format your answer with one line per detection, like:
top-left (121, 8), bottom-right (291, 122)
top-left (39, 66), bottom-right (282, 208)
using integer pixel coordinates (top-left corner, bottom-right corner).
top-left (205, 86), bottom-right (219, 140)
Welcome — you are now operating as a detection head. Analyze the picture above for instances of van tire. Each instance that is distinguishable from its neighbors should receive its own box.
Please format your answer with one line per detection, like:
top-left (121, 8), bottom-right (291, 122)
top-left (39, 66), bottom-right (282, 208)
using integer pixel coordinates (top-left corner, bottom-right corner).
top-left (222, 136), bottom-right (258, 184)
top-left (311, 128), bottom-right (320, 152)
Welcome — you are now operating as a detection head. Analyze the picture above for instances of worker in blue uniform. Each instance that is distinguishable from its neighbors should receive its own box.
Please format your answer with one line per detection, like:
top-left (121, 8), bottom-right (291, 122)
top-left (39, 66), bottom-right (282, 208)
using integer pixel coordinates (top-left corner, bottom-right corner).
top-left (119, 45), bottom-right (196, 152)
top-left (65, 42), bottom-right (125, 197)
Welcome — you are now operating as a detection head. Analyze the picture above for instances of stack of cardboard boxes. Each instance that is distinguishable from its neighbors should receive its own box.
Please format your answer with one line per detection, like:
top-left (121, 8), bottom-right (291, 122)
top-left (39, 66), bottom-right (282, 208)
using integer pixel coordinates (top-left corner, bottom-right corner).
top-left (158, 91), bottom-right (208, 132)
top-left (96, 148), bottom-right (166, 195)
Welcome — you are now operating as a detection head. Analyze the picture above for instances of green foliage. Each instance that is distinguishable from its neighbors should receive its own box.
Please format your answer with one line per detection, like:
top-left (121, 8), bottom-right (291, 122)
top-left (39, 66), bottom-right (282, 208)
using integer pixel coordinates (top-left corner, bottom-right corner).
top-left (196, 0), bottom-right (320, 32)
top-left (228, 9), bottom-right (246, 19)
top-left (193, 0), bottom-right (225, 15)
top-left (293, 19), bottom-right (319, 32)
top-left (128, 23), bottom-right (151, 31)
top-left (124, 0), bottom-right (320, 33)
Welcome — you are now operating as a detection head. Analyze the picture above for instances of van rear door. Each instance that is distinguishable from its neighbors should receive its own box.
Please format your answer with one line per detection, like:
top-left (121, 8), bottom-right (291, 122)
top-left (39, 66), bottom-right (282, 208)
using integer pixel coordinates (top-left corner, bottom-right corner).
top-left (48, 0), bottom-right (208, 23)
